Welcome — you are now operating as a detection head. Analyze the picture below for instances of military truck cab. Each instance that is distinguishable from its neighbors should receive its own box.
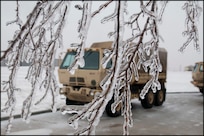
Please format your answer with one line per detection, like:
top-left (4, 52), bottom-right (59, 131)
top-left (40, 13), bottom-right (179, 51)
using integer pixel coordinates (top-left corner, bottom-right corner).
top-left (191, 62), bottom-right (203, 94)
top-left (58, 41), bottom-right (167, 117)
top-left (58, 42), bottom-right (112, 104)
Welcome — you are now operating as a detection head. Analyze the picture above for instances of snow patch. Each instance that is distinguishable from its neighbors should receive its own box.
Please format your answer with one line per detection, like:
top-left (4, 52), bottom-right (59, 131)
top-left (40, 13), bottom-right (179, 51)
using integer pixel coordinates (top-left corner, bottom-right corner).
top-left (7, 128), bottom-right (52, 135)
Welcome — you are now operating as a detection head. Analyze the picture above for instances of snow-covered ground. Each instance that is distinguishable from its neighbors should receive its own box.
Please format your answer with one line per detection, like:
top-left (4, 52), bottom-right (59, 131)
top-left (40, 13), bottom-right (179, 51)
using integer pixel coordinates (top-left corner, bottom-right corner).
top-left (166, 70), bottom-right (198, 93)
top-left (1, 66), bottom-right (199, 118)
top-left (1, 66), bottom-right (65, 118)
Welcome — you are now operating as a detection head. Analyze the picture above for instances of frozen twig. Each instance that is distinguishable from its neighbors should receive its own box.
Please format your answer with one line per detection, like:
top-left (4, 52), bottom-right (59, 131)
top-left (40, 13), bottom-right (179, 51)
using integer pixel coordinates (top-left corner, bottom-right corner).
top-left (179, 1), bottom-right (202, 52)
top-left (6, 0), bottom-right (22, 29)
top-left (91, 0), bottom-right (113, 18)
top-left (1, 1), bottom-right (69, 133)
top-left (67, 1), bottom-right (92, 75)
top-left (1, 0), bottom-right (202, 135)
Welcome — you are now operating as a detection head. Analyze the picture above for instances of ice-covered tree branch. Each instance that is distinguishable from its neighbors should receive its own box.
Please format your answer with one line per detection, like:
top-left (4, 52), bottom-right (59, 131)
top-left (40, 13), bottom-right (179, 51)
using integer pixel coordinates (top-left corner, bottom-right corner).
top-left (179, 1), bottom-right (202, 52)
top-left (91, 0), bottom-right (113, 18)
top-left (67, 1), bottom-right (92, 75)
top-left (67, 1), bottom-right (164, 135)
top-left (1, 0), bottom-right (202, 135)
top-left (66, 1), bottom-right (126, 135)
top-left (1, 1), bottom-right (69, 133)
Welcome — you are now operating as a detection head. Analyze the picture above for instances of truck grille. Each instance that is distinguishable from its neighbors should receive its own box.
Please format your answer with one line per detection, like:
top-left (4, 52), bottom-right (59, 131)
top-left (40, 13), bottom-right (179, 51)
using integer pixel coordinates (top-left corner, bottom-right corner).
top-left (77, 77), bottom-right (84, 82)
top-left (70, 77), bottom-right (76, 82)
top-left (69, 77), bottom-right (85, 86)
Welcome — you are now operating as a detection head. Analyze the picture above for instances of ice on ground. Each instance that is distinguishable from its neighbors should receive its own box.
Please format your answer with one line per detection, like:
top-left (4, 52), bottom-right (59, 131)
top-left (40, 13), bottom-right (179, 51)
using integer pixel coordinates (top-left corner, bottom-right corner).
top-left (7, 129), bottom-right (53, 135)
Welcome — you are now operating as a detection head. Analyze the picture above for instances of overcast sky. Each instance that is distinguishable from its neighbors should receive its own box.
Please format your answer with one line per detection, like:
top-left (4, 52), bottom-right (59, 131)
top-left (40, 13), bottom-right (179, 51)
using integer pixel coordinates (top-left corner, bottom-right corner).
top-left (1, 1), bottom-right (203, 71)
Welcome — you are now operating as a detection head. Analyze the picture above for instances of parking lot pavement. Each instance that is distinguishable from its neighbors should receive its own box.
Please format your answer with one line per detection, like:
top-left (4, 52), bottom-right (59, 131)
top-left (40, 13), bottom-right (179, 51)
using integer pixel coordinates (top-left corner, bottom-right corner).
top-left (1, 93), bottom-right (203, 135)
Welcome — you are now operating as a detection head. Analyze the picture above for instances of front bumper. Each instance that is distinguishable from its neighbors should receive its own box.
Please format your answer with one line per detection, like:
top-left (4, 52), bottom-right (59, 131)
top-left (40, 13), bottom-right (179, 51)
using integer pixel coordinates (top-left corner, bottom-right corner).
top-left (191, 81), bottom-right (203, 88)
top-left (59, 86), bottom-right (102, 103)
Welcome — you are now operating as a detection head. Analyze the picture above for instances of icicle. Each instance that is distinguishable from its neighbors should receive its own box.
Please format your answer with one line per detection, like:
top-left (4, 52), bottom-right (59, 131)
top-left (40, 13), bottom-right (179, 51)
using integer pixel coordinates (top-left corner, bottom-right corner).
top-left (100, 73), bottom-right (112, 91)
top-left (140, 77), bottom-right (154, 99)
top-left (69, 119), bottom-right (79, 130)
top-left (101, 49), bottom-right (113, 69)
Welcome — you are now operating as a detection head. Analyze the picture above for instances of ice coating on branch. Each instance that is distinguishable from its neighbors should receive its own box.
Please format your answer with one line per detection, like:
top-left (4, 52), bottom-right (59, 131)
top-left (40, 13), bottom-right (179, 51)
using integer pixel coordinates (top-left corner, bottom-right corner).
top-left (67, 1), bottom-right (128, 135)
top-left (179, 1), bottom-right (202, 52)
top-left (1, 1), bottom-right (202, 135)
top-left (1, 1), bottom-right (70, 133)
top-left (101, 49), bottom-right (113, 69)
top-left (68, 2), bottom-right (92, 74)
top-left (141, 4), bottom-right (156, 19)
top-left (68, 1), bottom-right (164, 134)
top-left (122, 85), bottom-right (133, 135)
top-left (69, 119), bottom-right (79, 130)
top-left (78, 57), bottom-right (85, 68)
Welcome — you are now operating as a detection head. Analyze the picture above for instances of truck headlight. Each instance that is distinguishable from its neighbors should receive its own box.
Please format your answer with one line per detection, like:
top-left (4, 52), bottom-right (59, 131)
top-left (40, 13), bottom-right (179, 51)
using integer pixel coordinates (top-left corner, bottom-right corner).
top-left (90, 89), bottom-right (94, 96)
top-left (59, 88), bottom-right (63, 94)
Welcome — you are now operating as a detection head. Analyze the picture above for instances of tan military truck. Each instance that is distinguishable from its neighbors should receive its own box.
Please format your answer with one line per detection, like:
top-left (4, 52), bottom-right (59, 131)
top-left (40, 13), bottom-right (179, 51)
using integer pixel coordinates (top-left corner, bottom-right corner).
top-left (191, 61), bottom-right (203, 94)
top-left (58, 41), bottom-right (167, 117)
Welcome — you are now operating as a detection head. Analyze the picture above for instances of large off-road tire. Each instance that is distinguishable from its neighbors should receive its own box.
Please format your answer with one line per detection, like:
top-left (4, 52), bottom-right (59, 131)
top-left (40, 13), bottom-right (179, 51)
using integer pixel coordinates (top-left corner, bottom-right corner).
top-left (199, 88), bottom-right (203, 94)
top-left (154, 82), bottom-right (166, 106)
top-left (106, 97), bottom-right (121, 117)
top-left (154, 89), bottom-right (166, 106)
top-left (141, 89), bottom-right (155, 109)
top-left (66, 98), bottom-right (76, 105)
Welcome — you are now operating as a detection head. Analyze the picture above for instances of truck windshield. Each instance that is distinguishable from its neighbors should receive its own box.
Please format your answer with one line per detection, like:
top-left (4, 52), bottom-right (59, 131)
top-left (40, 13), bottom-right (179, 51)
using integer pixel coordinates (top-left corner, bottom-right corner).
top-left (200, 64), bottom-right (203, 72)
top-left (193, 63), bottom-right (199, 72)
top-left (60, 50), bottom-right (99, 70)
